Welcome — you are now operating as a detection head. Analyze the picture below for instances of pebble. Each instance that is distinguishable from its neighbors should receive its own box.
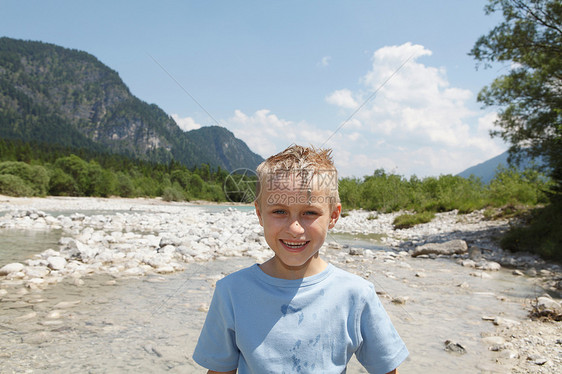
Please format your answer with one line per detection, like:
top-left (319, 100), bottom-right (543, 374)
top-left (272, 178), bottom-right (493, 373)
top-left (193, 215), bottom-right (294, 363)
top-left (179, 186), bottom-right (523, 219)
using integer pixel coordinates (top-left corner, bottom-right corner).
top-left (391, 296), bottom-right (409, 304)
top-left (493, 317), bottom-right (520, 327)
top-left (444, 340), bottom-right (467, 355)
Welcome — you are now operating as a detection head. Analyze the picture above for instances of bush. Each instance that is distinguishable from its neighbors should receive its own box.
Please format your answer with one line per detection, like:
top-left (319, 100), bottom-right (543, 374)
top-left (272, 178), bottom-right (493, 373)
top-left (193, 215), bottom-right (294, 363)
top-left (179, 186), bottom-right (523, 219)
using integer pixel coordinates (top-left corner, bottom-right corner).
top-left (49, 168), bottom-right (79, 196)
top-left (0, 161), bottom-right (49, 196)
top-left (360, 170), bottom-right (410, 212)
top-left (392, 212), bottom-right (435, 229)
top-left (500, 201), bottom-right (562, 262)
top-left (0, 174), bottom-right (35, 196)
top-left (162, 185), bottom-right (186, 202)
top-left (487, 166), bottom-right (551, 206)
top-left (116, 173), bottom-right (135, 197)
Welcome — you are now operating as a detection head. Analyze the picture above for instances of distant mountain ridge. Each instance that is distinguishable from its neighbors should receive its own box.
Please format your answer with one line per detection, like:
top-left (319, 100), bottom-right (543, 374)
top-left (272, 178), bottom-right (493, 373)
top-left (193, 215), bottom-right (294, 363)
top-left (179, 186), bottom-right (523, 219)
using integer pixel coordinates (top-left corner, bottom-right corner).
top-left (0, 37), bottom-right (263, 171)
top-left (457, 151), bottom-right (544, 183)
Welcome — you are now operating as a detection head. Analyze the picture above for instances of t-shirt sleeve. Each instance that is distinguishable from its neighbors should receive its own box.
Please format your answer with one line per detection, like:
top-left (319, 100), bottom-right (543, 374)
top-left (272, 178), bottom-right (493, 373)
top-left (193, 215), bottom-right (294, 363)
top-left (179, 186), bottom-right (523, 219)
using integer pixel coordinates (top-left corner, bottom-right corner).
top-left (355, 284), bottom-right (409, 374)
top-left (192, 281), bottom-right (239, 372)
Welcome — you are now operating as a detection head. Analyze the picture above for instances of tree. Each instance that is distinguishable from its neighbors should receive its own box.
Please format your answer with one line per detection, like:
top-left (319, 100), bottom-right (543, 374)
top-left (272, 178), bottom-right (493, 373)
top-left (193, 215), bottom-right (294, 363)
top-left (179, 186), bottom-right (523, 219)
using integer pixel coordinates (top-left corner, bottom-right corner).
top-left (470, 0), bottom-right (561, 197)
top-left (471, 0), bottom-right (562, 260)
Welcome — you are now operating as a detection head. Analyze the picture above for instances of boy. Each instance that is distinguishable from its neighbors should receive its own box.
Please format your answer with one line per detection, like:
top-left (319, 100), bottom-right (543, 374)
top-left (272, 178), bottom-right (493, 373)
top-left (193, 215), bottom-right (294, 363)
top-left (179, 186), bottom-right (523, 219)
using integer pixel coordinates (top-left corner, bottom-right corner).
top-left (193, 145), bottom-right (408, 373)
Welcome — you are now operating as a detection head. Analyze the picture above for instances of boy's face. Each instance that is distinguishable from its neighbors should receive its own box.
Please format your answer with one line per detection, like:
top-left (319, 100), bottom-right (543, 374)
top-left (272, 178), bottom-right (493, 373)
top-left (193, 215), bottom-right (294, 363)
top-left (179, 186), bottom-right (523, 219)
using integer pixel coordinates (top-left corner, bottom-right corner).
top-left (254, 174), bottom-right (341, 279)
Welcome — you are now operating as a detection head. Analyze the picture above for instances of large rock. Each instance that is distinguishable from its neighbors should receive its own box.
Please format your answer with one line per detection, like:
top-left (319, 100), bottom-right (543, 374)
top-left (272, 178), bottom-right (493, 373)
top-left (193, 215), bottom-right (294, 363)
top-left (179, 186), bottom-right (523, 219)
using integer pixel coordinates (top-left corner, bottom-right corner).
top-left (412, 239), bottom-right (468, 257)
top-left (536, 296), bottom-right (562, 314)
top-left (0, 263), bottom-right (25, 275)
top-left (61, 239), bottom-right (99, 262)
top-left (47, 256), bottom-right (67, 271)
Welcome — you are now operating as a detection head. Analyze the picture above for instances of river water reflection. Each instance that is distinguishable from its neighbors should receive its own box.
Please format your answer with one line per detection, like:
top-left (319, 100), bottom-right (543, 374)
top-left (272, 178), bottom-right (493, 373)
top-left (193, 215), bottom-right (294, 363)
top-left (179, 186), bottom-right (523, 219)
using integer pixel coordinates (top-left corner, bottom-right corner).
top-left (0, 208), bottom-right (544, 373)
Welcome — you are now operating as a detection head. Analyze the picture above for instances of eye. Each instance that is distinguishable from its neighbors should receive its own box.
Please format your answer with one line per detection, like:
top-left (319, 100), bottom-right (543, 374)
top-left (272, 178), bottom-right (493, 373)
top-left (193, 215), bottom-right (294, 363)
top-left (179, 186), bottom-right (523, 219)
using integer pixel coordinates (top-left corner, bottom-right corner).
top-left (272, 209), bottom-right (286, 215)
top-left (303, 210), bottom-right (319, 216)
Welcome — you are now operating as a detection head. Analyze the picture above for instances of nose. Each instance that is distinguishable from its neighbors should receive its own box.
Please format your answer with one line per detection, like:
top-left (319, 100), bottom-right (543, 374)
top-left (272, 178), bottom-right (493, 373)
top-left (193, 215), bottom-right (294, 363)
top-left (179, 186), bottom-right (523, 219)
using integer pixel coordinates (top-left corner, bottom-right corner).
top-left (287, 218), bottom-right (305, 237)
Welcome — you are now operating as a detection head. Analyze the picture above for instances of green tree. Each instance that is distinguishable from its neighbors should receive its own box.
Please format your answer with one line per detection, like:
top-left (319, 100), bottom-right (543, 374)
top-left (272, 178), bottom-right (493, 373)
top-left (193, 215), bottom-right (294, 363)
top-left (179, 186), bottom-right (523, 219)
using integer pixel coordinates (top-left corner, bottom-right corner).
top-left (470, 0), bottom-right (561, 195)
top-left (471, 0), bottom-right (562, 260)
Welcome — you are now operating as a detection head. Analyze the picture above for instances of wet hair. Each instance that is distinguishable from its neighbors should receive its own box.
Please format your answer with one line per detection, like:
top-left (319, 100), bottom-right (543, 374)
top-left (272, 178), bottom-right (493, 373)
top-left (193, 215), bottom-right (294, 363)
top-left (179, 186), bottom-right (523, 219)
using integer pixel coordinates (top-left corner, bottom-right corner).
top-left (255, 145), bottom-right (340, 207)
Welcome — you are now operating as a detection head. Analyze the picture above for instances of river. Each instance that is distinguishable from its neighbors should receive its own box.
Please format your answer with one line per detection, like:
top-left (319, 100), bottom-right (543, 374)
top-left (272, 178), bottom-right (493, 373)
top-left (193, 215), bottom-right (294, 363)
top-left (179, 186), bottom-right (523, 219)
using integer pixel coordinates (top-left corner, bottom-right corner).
top-left (0, 203), bottom-right (547, 373)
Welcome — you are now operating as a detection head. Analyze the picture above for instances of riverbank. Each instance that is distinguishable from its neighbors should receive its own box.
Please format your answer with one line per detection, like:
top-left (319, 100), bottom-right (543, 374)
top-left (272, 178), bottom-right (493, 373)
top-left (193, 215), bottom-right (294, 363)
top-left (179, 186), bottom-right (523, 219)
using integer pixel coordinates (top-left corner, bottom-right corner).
top-left (0, 195), bottom-right (561, 373)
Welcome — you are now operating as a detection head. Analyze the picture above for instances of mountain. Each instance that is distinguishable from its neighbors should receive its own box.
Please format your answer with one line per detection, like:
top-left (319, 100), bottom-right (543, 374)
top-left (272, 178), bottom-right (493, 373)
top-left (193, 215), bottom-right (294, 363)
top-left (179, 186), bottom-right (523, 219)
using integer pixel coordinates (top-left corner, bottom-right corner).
top-left (457, 151), bottom-right (544, 184)
top-left (0, 37), bottom-right (263, 171)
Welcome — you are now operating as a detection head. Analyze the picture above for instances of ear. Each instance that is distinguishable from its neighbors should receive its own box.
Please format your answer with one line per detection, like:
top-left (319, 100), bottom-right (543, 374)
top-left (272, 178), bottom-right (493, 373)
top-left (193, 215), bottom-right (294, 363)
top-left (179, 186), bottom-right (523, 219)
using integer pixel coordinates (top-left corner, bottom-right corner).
top-left (254, 200), bottom-right (264, 227)
top-left (328, 203), bottom-right (342, 229)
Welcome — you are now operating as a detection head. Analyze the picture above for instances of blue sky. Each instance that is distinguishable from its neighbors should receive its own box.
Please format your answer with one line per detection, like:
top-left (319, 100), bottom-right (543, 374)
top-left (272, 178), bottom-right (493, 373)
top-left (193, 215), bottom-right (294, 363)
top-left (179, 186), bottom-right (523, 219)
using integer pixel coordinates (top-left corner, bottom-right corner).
top-left (0, 0), bottom-right (507, 177)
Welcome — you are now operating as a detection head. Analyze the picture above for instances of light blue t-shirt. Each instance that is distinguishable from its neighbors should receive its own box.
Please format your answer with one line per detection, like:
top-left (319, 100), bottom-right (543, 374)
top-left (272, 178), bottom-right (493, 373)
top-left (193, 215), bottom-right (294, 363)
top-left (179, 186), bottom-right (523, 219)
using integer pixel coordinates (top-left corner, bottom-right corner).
top-left (193, 263), bottom-right (408, 374)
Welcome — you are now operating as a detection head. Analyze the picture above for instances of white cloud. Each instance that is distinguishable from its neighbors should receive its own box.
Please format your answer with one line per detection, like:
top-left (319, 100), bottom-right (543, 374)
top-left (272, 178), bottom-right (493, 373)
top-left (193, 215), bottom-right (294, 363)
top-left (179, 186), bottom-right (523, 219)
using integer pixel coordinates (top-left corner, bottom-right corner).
top-left (219, 42), bottom-right (505, 178)
top-left (171, 114), bottom-right (202, 131)
top-left (227, 109), bottom-right (335, 158)
top-left (324, 42), bottom-right (506, 177)
top-left (326, 89), bottom-right (358, 109)
top-left (318, 56), bottom-right (331, 67)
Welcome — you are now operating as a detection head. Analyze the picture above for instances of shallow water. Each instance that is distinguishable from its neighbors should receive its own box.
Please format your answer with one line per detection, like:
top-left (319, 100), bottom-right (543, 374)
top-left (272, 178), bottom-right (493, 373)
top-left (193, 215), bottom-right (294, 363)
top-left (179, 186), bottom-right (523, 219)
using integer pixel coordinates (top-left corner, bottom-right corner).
top-left (0, 229), bottom-right (61, 264)
top-left (0, 212), bottom-right (544, 373)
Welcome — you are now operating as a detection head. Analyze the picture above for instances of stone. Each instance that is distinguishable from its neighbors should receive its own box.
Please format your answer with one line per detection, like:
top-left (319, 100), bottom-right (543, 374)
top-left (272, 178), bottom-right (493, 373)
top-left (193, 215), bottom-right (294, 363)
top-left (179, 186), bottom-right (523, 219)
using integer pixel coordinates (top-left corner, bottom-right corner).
top-left (0, 263), bottom-right (24, 275)
top-left (391, 296), bottom-right (409, 304)
top-left (412, 240), bottom-right (468, 257)
top-left (461, 259), bottom-right (476, 268)
top-left (480, 261), bottom-right (501, 271)
top-left (47, 256), bottom-right (67, 270)
top-left (349, 247), bottom-right (365, 256)
top-left (24, 266), bottom-right (50, 278)
top-left (493, 317), bottom-right (520, 327)
top-left (444, 340), bottom-right (466, 354)
top-left (536, 296), bottom-right (562, 313)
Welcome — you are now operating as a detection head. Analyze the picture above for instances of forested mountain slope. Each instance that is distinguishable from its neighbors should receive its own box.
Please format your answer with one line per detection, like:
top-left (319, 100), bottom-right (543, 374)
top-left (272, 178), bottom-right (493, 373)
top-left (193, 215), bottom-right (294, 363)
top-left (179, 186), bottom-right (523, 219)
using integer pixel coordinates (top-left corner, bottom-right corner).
top-left (0, 37), bottom-right (263, 170)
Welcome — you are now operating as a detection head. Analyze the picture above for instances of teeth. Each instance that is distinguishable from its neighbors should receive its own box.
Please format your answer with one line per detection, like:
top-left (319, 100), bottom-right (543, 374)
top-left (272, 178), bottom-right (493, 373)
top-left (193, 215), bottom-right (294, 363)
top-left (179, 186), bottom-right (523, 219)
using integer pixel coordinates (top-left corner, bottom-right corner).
top-left (282, 240), bottom-right (307, 248)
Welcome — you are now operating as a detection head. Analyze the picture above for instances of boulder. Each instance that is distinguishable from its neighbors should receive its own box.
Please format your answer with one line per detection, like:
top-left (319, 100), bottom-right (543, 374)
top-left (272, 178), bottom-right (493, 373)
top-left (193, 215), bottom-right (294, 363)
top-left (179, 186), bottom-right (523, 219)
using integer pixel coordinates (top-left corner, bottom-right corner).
top-left (47, 256), bottom-right (67, 271)
top-left (0, 263), bottom-right (25, 275)
top-left (536, 296), bottom-right (562, 314)
top-left (412, 240), bottom-right (468, 257)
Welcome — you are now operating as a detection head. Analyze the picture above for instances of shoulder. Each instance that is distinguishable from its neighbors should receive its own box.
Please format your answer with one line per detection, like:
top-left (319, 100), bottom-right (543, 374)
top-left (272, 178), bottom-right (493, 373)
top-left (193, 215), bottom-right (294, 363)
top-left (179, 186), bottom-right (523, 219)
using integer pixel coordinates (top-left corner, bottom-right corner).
top-left (215, 264), bottom-right (260, 291)
top-left (323, 265), bottom-right (377, 304)
top-left (329, 265), bottom-right (374, 291)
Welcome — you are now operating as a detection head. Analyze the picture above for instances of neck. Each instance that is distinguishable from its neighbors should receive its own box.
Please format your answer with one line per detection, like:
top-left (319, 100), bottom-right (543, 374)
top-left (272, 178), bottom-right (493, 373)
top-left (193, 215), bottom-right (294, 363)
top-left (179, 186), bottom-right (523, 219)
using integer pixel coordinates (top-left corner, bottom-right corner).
top-left (260, 255), bottom-right (328, 280)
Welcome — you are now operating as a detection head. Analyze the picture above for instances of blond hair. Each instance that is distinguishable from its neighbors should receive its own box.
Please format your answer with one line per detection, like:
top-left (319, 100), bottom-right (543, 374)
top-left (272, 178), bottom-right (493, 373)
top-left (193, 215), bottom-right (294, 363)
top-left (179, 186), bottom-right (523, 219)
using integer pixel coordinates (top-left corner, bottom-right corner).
top-left (255, 145), bottom-right (340, 206)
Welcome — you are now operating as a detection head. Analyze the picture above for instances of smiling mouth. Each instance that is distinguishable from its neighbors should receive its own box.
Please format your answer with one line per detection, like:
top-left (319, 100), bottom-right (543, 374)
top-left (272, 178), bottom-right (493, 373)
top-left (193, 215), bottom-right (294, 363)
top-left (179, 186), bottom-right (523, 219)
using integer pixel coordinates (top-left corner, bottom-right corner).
top-left (280, 240), bottom-right (310, 251)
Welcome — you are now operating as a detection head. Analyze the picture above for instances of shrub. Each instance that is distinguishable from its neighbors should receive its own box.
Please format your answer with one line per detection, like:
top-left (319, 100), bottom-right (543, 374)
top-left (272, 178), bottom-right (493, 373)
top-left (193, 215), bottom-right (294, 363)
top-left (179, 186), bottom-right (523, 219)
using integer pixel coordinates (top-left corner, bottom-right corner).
top-left (487, 166), bottom-right (551, 206)
top-left (0, 161), bottom-right (49, 196)
top-left (53, 155), bottom-right (108, 196)
top-left (360, 170), bottom-right (410, 212)
top-left (162, 185), bottom-right (186, 202)
top-left (49, 168), bottom-right (79, 196)
top-left (0, 174), bottom-right (35, 196)
top-left (116, 173), bottom-right (135, 197)
top-left (393, 212), bottom-right (435, 229)
top-left (500, 201), bottom-right (562, 262)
